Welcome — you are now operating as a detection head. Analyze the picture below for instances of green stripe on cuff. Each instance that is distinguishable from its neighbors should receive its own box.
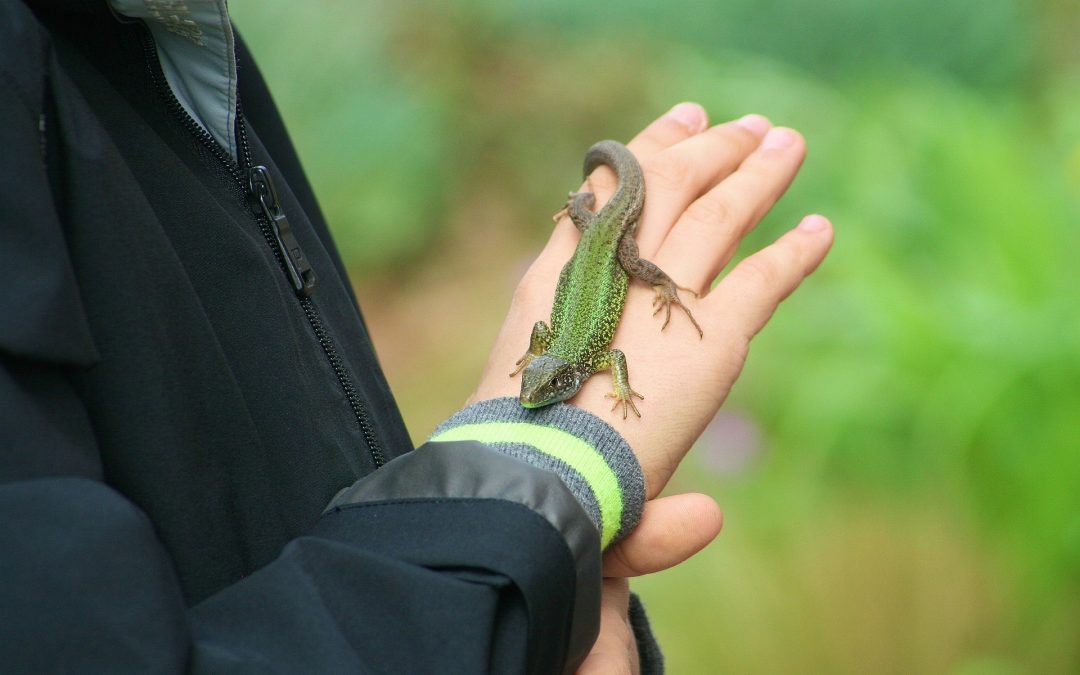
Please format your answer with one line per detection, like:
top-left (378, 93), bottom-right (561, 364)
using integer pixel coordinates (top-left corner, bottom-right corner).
top-left (430, 422), bottom-right (624, 548)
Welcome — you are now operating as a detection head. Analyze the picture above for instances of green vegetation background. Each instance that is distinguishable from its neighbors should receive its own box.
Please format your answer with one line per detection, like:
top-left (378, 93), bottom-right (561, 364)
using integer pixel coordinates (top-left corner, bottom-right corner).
top-left (231, 1), bottom-right (1080, 672)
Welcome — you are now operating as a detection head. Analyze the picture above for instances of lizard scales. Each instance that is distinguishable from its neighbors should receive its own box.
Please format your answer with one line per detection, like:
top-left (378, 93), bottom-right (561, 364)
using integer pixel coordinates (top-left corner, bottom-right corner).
top-left (513, 140), bottom-right (701, 418)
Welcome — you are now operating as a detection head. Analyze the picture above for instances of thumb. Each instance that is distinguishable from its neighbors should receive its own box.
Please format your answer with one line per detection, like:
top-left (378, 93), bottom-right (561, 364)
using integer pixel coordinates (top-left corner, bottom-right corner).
top-left (603, 492), bottom-right (723, 577)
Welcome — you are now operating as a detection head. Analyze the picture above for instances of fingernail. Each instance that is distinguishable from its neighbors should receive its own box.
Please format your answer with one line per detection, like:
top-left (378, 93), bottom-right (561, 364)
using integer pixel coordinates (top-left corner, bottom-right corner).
top-left (762, 127), bottom-right (797, 150)
top-left (665, 102), bottom-right (707, 133)
top-left (734, 114), bottom-right (771, 137)
top-left (797, 214), bottom-right (828, 233)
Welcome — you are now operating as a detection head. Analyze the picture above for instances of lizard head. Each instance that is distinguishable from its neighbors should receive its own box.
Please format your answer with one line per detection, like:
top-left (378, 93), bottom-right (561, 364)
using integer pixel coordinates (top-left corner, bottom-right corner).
top-left (519, 355), bottom-right (587, 408)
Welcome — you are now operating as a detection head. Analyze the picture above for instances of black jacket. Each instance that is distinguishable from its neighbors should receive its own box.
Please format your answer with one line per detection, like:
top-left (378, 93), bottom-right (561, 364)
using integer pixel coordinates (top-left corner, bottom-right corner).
top-left (0, 1), bottom-right (601, 672)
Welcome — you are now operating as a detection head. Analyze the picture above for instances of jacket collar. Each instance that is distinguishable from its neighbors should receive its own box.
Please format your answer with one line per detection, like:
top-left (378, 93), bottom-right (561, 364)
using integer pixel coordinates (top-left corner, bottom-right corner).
top-left (109, 0), bottom-right (239, 159)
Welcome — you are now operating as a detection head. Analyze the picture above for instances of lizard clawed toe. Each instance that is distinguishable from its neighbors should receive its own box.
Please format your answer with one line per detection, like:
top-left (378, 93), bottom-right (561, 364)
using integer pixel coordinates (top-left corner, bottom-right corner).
top-left (654, 302), bottom-right (672, 331)
top-left (651, 285), bottom-right (704, 339)
top-left (510, 354), bottom-right (531, 377)
top-left (605, 390), bottom-right (643, 420)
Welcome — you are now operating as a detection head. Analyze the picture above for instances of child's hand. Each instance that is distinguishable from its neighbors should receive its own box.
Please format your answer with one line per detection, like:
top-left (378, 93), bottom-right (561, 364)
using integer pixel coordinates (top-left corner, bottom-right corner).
top-left (472, 103), bottom-right (832, 498)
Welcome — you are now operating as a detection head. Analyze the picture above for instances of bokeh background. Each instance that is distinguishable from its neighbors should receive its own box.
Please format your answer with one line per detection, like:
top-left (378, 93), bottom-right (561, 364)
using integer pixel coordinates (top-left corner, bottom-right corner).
top-left (232, 1), bottom-right (1080, 672)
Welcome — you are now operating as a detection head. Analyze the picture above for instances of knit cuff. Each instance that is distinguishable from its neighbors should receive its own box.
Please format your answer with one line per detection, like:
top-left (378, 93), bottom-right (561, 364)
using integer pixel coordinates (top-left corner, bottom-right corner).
top-left (430, 397), bottom-right (645, 548)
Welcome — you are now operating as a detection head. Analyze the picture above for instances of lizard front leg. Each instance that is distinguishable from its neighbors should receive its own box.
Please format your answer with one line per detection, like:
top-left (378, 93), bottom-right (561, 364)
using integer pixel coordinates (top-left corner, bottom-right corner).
top-left (552, 191), bottom-right (597, 233)
top-left (510, 321), bottom-right (553, 377)
top-left (599, 348), bottom-right (644, 419)
top-left (617, 232), bottom-right (703, 339)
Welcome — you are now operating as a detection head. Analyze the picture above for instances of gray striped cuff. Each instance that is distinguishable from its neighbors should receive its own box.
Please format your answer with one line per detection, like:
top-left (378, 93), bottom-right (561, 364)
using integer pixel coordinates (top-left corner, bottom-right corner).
top-left (431, 397), bottom-right (645, 547)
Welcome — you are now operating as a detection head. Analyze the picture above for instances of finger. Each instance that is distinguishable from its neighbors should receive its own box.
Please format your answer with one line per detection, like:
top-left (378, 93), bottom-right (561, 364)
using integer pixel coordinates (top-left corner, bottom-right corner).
top-left (603, 493), bottom-right (724, 577)
top-left (635, 115), bottom-right (772, 256)
top-left (626, 102), bottom-right (710, 161)
top-left (575, 578), bottom-right (637, 675)
top-left (550, 103), bottom-right (710, 253)
top-left (707, 214), bottom-right (834, 340)
top-left (654, 126), bottom-right (806, 294)
top-left (569, 102), bottom-right (712, 221)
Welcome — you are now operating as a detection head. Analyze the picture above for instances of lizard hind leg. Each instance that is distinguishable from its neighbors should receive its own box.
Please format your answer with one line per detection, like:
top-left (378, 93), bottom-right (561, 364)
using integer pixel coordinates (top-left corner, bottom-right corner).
top-left (510, 321), bottom-right (553, 377)
top-left (552, 191), bottom-right (597, 232)
top-left (618, 232), bottom-right (704, 339)
top-left (601, 349), bottom-right (644, 420)
top-left (651, 283), bottom-right (703, 338)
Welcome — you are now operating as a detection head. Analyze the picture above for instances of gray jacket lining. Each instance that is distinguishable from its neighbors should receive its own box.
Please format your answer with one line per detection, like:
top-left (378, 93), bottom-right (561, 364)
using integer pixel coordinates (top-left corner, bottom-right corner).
top-left (109, 0), bottom-right (237, 158)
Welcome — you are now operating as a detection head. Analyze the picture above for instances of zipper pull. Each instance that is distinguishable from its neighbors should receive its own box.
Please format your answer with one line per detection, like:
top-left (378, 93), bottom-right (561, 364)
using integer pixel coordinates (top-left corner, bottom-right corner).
top-left (248, 165), bottom-right (316, 297)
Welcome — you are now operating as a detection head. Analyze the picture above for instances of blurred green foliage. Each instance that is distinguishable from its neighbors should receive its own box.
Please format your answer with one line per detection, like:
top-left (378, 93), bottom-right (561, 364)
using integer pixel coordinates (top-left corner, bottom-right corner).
top-left (233, 0), bottom-right (1080, 672)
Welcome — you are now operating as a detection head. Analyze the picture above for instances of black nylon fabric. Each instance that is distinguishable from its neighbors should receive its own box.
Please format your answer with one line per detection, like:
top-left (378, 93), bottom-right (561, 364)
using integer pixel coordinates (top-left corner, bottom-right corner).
top-left (0, 1), bottom-right (597, 672)
top-left (0, 478), bottom-right (579, 674)
top-left (31, 4), bottom-right (409, 602)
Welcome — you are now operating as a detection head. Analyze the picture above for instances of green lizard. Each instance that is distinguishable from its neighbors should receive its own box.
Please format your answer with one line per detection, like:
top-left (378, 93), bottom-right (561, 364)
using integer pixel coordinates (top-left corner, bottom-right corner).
top-left (511, 140), bottom-right (702, 418)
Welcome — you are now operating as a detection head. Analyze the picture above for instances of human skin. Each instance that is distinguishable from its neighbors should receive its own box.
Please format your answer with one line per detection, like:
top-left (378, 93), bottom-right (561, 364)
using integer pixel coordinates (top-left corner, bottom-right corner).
top-left (469, 103), bottom-right (833, 672)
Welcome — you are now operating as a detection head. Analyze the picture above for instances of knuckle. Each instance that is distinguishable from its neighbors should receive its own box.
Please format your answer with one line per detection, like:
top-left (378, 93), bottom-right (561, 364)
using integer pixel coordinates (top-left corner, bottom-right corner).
top-left (585, 167), bottom-right (619, 196)
top-left (711, 122), bottom-right (759, 155)
top-left (644, 152), bottom-right (693, 190)
top-left (742, 154), bottom-right (778, 182)
top-left (724, 337), bottom-right (751, 371)
top-left (655, 113), bottom-right (699, 139)
top-left (738, 253), bottom-right (781, 288)
top-left (685, 196), bottom-right (733, 229)
top-left (727, 122), bottom-right (761, 148)
top-left (610, 544), bottom-right (643, 577)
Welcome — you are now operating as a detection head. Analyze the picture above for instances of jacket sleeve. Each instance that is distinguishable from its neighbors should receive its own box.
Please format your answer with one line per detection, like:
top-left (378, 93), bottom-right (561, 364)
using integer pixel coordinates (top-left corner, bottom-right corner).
top-left (0, 7), bottom-right (664, 669)
top-left (0, 351), bottom-right (602, 674)
top-left (0, 27), bottom-right (601, 675)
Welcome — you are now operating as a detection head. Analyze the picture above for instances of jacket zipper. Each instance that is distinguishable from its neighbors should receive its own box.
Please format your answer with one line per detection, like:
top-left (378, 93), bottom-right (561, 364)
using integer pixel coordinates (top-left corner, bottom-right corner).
top-left (138, 28), bottom-right (386, 468)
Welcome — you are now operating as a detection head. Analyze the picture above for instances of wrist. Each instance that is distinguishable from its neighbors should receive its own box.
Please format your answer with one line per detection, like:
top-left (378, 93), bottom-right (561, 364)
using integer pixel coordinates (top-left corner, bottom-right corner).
top-left (430, 397), bottom-right (645, 548)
